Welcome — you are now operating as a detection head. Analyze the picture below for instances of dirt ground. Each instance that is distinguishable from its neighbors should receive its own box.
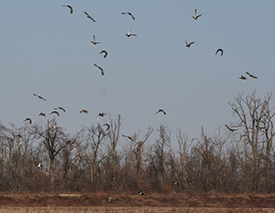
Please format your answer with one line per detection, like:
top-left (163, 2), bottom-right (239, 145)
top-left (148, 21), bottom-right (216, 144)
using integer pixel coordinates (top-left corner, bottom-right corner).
top-left (0, 192), bottom-right (274, 209)
top-left (0, 207), bottom-right (274, 213)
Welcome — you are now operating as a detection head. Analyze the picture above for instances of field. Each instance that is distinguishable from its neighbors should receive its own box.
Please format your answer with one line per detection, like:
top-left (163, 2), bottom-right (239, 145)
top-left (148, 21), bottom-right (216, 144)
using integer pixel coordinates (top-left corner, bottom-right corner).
top-left (0, 193), bottom-right (274, 212)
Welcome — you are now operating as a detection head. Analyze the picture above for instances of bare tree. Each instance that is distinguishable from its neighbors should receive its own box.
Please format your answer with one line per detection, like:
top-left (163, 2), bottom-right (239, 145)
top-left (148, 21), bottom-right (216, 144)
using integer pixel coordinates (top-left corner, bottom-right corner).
top-left (32, 119), bottom-right (78, 191)
top-left (228, 90), bottom-right (275, 192)
top-left (104, 114), bottom-right (121, 191)
top-left (86, 122), bottom-right (108, 191)
top-left (192, 127), bottom-right (215, 192)
top-left (176, 128), bottom-right (191, 188)
top-left (154, 124), bottom-right (170, 191)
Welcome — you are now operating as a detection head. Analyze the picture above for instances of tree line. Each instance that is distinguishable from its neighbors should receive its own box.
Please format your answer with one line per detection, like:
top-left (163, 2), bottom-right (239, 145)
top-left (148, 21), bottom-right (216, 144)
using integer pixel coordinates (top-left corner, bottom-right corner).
top-left (0, 90), bottom-right (275, 194)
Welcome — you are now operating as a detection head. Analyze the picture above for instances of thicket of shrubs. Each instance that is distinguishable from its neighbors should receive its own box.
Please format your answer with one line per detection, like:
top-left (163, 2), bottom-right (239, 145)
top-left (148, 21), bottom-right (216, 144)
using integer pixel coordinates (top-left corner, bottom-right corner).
top-left (0, 91), bottom-right (275, 194)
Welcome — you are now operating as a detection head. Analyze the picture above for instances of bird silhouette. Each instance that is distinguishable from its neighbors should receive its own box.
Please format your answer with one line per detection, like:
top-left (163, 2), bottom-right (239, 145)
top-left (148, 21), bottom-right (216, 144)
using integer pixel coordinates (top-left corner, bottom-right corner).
top-left (126, 28), bottom-right (137, 37)
top-left (39, 112), bottom-right (46, 117)
top-left (91, 35), bottom-right (101, 45)
top-left (155, 109), bottom-right (166, 115)
top-left (121, 12), bottom-right (135, 20)
top-left (50, 111), bottom-right (60, 116)
top-left (62, 5), bottom-right (73, 14)
top-left (122, 135), bottom-right (134, 141)
top-left (246, 72), bottom-right (258, 79)
top-left (185, 41), bottom-right (195, 48)
top-left (33, 93), bottom-right (46, 101)
top-left (80, 109), bottom-right (88, 114)
top-left (84, 11), bottom-right (96, 22)
top-left (215, 48), bottom-right (224, 56)
top-left (24, 118), bottom-right (32, 124)
top-left (99, 50), bottom-right (108, 58)
top-left (103, 123), bottom-right (110, 131)
top-left (94, 64), bottom-right (104, 76)
top-left (239, 75), bottom-right (247, 80)
top-left (98, 113), bottom-right (106, 117)
top-left (54, 107), bottom-right (66, 112)
top-left (225, 124), bottom-right (238, 132)
top-left (192, 9), bottom-right (202, 20)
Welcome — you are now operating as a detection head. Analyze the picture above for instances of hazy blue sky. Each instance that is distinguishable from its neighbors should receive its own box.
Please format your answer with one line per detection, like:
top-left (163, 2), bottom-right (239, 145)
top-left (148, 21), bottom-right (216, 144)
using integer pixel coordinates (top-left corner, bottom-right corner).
top-left (1, 1), bottom-right (275, 146)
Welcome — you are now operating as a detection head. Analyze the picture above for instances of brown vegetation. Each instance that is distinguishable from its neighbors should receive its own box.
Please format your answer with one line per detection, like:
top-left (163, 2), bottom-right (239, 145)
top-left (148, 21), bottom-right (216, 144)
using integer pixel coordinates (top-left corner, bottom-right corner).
top-left (0, 91), bottom-right (274, 197)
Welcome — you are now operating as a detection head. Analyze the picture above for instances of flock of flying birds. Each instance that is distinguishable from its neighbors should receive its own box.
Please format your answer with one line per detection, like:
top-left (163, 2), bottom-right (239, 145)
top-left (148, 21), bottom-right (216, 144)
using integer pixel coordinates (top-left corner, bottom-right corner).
top-left (21, 5), bottom-right (263, 194)
top-left (25, 6), bottom-right (259, 146)
top-left (23, 5), bottom-right (168, 127)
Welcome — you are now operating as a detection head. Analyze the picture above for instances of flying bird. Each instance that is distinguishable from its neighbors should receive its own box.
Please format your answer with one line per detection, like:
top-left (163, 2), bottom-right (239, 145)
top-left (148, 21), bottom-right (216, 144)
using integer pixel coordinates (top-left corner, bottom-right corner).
top-left (50, 111), bottom-right (60, 116)
top-left (39, 112), bottom-right (46, 117)
top-left (215, 48), bottom-right (224, 56)
top-left (99, 50), bottom-right (108, 58)
top-left (173, 181), bottom-right (182, 186)
top-left (246, 72), bottom-right (258, 79)
top-left (103, 123), bottom-right (110, 131)
top-left (139, 191), bottom-right (145, 196)
top-left (33, 93), bottom-right (46, 101)
top-left (84, 11), bottom-right (96, 22)
top-left (185, 41), bottom-right (195, 48)
top-left (121, 12), bottom-right (135, 20)
top-left (122, 135), bottom-right (134, 141)
top-left (126, 28), bottom-right (137, 37)
top-left (80, 109), bottom-right (88, 114)
top-left (54, 107), bottom-right (66, 112)
top-left (94, 64), bottom-right (104, 76)
top-left (53, 122), bottom-right (59, 130)
top-left (37, 162), bottom-right (42, 169)
top-left (24, 118), bottom-right (32, 124)
top-left (239, 75), bottom-right (247, 80)
top-left (155, 109), bottom-right (166, 115)
top-left (98, 113), bottom-right (106, 117)
top-left (91, 35), bottom-right (101, 45)
top-left (225, 124), bottom-right (238, 132)
top-left (192, 9), bottom-right (202, 20)
top-left (62, 5), bottom-right (73, 14)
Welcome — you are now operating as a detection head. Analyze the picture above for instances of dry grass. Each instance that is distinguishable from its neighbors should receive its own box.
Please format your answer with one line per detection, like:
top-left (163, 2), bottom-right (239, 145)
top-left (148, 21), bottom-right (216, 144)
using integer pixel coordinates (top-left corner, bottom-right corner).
top-left (0, 207), bottom-right (273, 213)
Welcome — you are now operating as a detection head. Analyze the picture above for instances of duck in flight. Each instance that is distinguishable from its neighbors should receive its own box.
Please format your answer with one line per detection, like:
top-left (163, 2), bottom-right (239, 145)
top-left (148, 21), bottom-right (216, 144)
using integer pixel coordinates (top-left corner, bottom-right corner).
top-left (126, 28), bottom-right (137, 37)
top-left (122, 135), bottom-right (134, 141)
top-left (192, 9), bottom-right (202, 20)
top-left (185, 41), bottom-right (195, 48)
top-left (54, 107), bottom-right (66, 112)
top-left (24, 118), bottom-right (32, 124)
top-left (50, 111), bottom-right (60, 116)
top-left (62, 5), bottom-right (73, 14)
top-left (215, 48), bottom-right (223, 56)
top-left (98, 112), bottom-right (106, 117)
top-left (246, 72), bottom-right (258, 79)
top-left (84, 11), bottom-right (96, 22)
top-left (39, 112), bottom-right (46, 117)
top-left (239, 75), bottom-right (247, 80)
top-left (99, 50), bottom-right (108, 58)
top-left (121, 12), bottom-right (135, 20)
top-left (94, 64), bottom-right (104, 76)
top-left (80, 109), bottom-right (88, 114)
top-left (225, 124), bottom-right (238, 132)
top-left (155, 109), bottom-right (166, 115)
top-left (103, 123), bottom-right (110, 131)
top-left (91, 35), bottom-right (101, 45)
top-left (33, 93), bottom-right (46, 101)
